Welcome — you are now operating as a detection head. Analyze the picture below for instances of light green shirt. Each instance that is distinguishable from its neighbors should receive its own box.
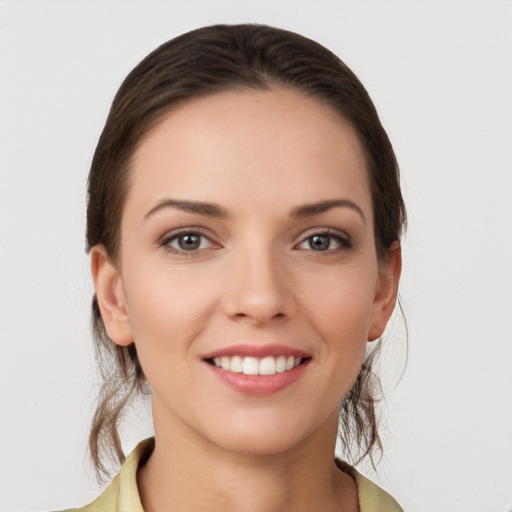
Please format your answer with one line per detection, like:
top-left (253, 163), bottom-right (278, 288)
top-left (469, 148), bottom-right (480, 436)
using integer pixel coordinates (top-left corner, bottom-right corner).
top-left (63, 438), bottom-right (403, 511)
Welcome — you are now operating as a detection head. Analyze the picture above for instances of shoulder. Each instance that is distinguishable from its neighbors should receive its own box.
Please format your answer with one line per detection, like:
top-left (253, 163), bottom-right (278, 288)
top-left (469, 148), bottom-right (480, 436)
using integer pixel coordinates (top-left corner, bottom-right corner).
top-left (51, 477), bottom-right (121, 512)
top-left (55, 438), bottom-right (154, 512)
top-left (336, 459), bottom-right (404, 512)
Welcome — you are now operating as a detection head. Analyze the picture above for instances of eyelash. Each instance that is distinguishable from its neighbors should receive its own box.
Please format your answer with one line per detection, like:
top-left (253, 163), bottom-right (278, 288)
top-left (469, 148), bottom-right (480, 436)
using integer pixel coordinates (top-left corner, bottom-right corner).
top-left (158, 228), bottom-right (352, 255)
top-left (295, 228), bottom-right (352, 253)
top-left (158, 229), bottom-right (217, 255)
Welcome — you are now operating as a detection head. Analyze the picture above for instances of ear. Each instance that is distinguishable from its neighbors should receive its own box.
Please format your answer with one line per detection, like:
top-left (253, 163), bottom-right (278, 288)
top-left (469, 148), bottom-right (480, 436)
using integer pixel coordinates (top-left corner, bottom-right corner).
top-left (90, 245), bottom-right (133, 347)
top-left (368, 242), bottom-right (402, 342)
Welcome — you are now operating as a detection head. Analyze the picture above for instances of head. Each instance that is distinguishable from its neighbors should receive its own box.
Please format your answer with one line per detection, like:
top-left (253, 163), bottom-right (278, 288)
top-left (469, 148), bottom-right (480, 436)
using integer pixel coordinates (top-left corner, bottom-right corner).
top-left (86, 23), bottom-right (406, 479)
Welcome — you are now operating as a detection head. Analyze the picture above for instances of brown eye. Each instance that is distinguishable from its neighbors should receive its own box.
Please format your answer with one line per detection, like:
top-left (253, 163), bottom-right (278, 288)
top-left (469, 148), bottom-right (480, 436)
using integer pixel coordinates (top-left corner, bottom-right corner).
top-left (308, 234), bottom-right (332, 251)
top-left (165, 232), bottom-right (213, 252)
top-left (297, 230), bottom-right (351, 252)
top-left (177, 234), bottom-right (201, 250)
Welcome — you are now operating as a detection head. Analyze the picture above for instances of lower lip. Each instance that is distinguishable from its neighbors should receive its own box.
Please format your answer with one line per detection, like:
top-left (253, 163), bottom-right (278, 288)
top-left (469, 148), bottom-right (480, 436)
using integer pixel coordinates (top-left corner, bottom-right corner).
top-left (206, 360), bottom-right (310, 396)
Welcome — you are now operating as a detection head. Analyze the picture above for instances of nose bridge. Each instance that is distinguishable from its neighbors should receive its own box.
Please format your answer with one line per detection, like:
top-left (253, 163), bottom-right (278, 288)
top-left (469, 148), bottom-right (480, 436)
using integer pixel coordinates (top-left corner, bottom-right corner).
top-left (223, 235), bottom-right (293, 323)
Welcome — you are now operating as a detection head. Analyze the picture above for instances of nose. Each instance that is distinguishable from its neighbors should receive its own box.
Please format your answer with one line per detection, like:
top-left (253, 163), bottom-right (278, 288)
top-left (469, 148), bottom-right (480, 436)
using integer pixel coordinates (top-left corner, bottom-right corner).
top-left (222, 245), bottom-right (296, 325)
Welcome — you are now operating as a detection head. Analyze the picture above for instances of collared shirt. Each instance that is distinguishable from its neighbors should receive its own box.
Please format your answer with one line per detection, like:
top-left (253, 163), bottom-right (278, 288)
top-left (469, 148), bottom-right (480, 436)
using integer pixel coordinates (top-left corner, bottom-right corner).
top-left (62, 438), bottom-right (403, 511)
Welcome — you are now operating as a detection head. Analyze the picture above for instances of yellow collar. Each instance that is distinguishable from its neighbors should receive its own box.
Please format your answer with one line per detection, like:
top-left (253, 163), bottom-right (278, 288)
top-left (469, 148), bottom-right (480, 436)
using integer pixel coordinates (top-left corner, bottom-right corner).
top-left (78, 438), bottom-right (402, 512)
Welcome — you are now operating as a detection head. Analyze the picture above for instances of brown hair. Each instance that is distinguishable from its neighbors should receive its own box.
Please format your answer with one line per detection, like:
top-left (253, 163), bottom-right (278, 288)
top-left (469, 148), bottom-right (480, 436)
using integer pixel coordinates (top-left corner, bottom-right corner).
top-left (86, 23), bottom-right (406, 480)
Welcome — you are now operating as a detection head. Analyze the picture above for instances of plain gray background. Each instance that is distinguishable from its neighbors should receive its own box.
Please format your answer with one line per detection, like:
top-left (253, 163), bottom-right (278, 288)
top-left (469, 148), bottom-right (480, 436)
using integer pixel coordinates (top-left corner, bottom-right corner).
top-left (1, 1), bottom-right (511, 511)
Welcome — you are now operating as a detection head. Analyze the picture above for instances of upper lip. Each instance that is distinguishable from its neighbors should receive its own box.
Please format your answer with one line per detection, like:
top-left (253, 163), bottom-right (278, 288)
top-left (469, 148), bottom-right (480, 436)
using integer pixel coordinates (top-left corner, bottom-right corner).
top-left (202, 343), bottom-right (310, 360)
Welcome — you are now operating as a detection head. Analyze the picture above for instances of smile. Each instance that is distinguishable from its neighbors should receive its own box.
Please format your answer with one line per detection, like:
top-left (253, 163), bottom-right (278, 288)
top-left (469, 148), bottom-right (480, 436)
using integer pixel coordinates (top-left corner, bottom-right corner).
top-left (202, 344), bottom-right (311, 395)
top-left (210, 355), bottom-right (304, 376)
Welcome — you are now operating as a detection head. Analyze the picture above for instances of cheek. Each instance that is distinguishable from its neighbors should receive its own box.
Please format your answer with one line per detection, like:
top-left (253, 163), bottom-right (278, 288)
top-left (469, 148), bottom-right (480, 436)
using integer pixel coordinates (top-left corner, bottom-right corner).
top-left (122, 262), bottom-right (219, 353)
top-left (121, 268), bottom-right (219, 400)
top-left (301, 261), bottom-right (378, 379)
top-left (305, 262), bottom-right (377, 333)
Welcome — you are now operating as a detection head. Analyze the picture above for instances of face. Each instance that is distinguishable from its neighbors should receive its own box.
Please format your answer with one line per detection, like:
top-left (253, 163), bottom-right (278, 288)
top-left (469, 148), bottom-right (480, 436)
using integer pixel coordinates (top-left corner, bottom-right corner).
top-left (92, 88), bottom-right (400, 456)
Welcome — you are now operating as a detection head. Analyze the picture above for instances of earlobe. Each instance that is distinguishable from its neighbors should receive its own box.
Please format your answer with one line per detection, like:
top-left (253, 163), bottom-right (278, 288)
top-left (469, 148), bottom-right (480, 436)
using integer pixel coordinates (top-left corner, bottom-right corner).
top-left (368, 242), bottom-right (402, 342)
top-left (90, 245), bottom-right (133, 347)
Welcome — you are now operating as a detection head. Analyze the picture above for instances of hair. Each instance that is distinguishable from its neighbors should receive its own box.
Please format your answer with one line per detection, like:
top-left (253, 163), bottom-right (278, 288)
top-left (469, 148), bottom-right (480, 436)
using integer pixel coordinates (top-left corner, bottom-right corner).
top-left (86, 23), bottom-right (406, 480)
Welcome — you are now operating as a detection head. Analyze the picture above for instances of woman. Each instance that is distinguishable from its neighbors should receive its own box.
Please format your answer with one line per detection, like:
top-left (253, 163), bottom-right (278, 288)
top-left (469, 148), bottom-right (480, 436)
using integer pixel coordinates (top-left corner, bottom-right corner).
top-left (75, 23), bottom-right (405, 511)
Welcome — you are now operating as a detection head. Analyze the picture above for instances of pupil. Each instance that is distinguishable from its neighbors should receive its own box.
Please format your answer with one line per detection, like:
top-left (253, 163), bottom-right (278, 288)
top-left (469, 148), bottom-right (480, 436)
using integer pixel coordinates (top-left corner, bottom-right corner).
top-left (310, 235), bottom-right (330, 251)
top-left (179, 234), bottom-right (200, 250)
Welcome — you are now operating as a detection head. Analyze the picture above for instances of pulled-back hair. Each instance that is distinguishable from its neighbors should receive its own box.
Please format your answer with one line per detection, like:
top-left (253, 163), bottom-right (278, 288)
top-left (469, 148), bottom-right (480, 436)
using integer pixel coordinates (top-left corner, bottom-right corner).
top-left (86, 23), bottom-right (406, 480)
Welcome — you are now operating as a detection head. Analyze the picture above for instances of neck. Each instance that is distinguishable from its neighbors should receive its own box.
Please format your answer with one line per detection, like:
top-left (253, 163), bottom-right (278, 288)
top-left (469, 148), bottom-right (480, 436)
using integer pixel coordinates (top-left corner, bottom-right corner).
top-left (137, 402), bottom-right (358, 512)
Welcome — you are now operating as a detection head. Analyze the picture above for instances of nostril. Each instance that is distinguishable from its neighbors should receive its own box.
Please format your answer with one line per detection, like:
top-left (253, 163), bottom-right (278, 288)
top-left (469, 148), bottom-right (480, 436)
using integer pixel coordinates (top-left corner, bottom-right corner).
top-left (222, 273), bottom-right (295, 323)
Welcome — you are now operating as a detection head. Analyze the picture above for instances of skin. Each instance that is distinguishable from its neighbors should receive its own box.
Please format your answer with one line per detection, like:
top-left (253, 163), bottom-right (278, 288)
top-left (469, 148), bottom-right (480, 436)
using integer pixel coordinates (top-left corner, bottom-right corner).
top-left (91, 88), bottom-right (401, 512)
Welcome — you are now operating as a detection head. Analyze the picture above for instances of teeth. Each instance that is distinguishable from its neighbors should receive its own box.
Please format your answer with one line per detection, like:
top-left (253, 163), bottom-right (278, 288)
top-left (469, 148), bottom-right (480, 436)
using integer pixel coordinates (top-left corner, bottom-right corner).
top-left (211, 355), bottom-right (304, 375)
top-left (259, 356), bottom-right (276, 375)
top-left (242, 357), bottom-right (259, 375)
top-left (230, 356), bottom-right (243, 373)
top-left (276, 355), bottom-right (286, 372)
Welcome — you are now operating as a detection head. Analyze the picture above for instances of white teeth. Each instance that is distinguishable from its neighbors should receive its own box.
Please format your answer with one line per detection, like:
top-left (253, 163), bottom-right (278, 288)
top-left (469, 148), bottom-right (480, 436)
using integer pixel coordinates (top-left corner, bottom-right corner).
top-left (259, 356), bottom-right (276, 375)
top-left (242, 357), bottom-right (259, 375)
top-left (230, 356), bottom-right (243, 373)
top-left (276, 355), bottom-right (286, 372)
top-left (211, 355), bottom-right (304, 375)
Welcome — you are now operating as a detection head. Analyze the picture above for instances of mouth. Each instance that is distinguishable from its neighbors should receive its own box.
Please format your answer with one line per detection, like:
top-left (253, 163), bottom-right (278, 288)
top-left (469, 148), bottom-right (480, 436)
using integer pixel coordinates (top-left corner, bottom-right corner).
top-left (202, 344), bottom-right (311, 395)
top-left (205, 355), bottom-right (310, 376)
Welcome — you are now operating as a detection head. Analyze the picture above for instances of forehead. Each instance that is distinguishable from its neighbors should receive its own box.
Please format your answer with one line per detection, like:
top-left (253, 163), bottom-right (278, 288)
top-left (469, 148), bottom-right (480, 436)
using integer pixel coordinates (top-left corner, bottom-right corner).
top-left (127, 88), bottom-right (371, 218)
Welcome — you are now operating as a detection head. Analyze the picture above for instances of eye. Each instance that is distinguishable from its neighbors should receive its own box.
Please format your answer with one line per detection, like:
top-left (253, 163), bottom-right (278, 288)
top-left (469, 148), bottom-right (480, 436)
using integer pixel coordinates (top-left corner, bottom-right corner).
top-left (297, 230), bottom-right (351, 252)
top-left (162, 231), bottom-right (215, 253)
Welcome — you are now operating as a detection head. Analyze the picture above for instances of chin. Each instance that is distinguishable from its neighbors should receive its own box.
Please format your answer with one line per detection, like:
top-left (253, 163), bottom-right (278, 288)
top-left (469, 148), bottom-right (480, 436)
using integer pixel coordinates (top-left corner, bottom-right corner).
top-left (203, 410), bottom-right (335, 458)
top-left (215, 429), bottom-right (305, 457)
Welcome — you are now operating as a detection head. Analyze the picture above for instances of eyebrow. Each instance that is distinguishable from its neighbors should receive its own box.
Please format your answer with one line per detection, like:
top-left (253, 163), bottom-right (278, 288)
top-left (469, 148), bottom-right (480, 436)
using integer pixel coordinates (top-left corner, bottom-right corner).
top-left (144, 197), bottom-right (365, 223)
top-left (144, 199), bottom-right (228, 220)
top-left (290, 199), bottom-right (366, 223)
